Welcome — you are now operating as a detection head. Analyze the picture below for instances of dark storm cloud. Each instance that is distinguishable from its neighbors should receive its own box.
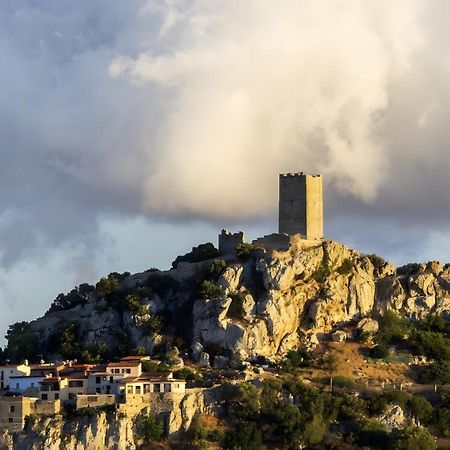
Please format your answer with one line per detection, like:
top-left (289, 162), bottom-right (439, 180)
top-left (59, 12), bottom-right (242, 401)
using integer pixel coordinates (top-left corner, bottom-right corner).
top-left (0, 0), bottom-right (449, 273)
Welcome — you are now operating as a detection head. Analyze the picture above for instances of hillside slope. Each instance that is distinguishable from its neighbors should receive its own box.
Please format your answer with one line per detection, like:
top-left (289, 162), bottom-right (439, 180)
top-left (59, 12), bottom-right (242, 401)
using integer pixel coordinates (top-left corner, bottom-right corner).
top-left (5, 238), bottom-right (450, 366)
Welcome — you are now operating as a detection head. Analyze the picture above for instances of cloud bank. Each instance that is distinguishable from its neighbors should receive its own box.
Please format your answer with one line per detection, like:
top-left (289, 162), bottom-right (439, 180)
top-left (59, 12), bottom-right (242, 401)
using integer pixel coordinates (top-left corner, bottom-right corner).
top-left (0, 0), bottom-right (450, 339)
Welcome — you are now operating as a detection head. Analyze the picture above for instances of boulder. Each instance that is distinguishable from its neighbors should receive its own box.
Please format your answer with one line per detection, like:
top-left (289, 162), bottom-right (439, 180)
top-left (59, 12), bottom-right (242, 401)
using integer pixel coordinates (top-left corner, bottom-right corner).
top-left (213, 356), bottom-right (230, 369)
top-left (331, 330), bottom-right (347, 342)
top-left (198, 352), bottom-right (210, 367)
top-left (378, 405), bottom-right (407, 431)
top-left (357, 318), bottom-right (379, 334)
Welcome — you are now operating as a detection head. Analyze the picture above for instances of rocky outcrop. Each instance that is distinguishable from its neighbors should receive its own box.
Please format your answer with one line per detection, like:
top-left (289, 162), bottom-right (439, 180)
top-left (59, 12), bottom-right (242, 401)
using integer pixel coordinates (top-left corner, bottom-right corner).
top-left (20, 239), bottom-right (450, 365)
top-left (0, 388), bottom-right (216, 449)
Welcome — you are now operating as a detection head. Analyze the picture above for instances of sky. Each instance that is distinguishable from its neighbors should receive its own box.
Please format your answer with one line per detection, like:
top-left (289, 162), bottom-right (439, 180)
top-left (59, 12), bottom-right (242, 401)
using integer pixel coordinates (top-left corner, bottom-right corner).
top-left (0, 0), bottom-right (450, 343)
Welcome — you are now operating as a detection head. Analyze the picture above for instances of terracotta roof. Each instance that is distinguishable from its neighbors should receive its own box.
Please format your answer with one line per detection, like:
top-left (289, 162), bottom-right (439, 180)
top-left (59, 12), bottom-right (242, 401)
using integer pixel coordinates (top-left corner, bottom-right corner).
top-left (107, 361), bottom-right (140, 367)
top-left (119, 356), bottom-right (151, 361)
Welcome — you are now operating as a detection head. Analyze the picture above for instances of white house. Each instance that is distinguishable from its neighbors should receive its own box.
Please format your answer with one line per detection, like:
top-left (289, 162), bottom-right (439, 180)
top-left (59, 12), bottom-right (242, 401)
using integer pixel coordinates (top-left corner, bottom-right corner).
top-left (9, 375), bottom-right (44, 395)
top-left (87, 372), bottom-right (124, 395)
top-left (0, 364), bottom-right (31, 390)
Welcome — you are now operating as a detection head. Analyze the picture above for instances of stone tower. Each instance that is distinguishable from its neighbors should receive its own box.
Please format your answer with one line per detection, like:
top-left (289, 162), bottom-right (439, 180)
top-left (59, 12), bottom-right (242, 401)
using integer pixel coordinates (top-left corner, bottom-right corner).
top-left (278, 172), bottom-right (323, 239)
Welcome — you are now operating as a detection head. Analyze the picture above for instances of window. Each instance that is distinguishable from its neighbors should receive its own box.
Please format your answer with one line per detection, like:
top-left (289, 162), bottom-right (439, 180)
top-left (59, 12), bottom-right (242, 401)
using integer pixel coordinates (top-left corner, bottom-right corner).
top-left (96, 377), bottom-right (101, 384)
top-left (126, 369), bottom-right (131, 374)
top-left (154, 384), bottom-right (161, 393)
top-left (144, 384), bottom-right (151, 394)
top-left (9, 406), bottom-right (15, 413)
top-left (135, 386), bottom-right (141, 394)
top-left (164, 384), bottom-right (171, 393)
top-left (127, 386), bottom-right (133, 394)
top-left (114, 369), bottom-right (120, 374)
top-left (55, 393), bottom-right (59, 400)
top-left (41, 394), bottom-right (48, 400)
top-left (8, 418), bottom-right (13, 423)
top-left (109, 377), bottom-right (113, 383)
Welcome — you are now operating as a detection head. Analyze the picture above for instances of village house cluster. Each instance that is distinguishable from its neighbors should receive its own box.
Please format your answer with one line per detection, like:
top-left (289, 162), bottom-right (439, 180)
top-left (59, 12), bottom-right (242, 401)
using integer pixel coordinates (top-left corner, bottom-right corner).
top-left (0, 356), bottom-right (186, 432)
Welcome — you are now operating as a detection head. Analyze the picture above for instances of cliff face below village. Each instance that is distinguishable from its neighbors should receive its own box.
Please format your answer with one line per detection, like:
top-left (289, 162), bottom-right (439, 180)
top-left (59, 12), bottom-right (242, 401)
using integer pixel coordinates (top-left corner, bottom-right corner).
top-left (0, 388), bottom-right (217, 450)
top-left (19, 238), bottom-right (450, 366)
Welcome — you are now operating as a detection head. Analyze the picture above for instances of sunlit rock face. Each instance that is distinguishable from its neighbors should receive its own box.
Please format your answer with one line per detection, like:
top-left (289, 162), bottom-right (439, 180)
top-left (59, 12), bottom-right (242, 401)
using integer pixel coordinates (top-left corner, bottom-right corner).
top-left (26, 239), bottom-right (450, 364)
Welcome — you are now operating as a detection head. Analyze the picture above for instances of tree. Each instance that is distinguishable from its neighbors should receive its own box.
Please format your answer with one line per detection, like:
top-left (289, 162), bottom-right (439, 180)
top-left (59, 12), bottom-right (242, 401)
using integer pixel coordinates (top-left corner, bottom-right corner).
top-left (139, 414), bottom-right (164, 443)
top-left (172, 243), bottom-right (219, 269)
top-left (390, 426), bottom-right (436, 450)
top-left (200, 280), bottom-right (225, 300)
top-left (222, 420), bottom-right (262, 450)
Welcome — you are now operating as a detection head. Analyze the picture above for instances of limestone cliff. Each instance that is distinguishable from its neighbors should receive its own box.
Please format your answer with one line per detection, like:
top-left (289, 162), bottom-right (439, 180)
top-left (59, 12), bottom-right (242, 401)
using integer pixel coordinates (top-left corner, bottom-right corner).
top-left (0, 388), bottom-right (213, 449)
top-left (17, 239), bottom-right (450, 365)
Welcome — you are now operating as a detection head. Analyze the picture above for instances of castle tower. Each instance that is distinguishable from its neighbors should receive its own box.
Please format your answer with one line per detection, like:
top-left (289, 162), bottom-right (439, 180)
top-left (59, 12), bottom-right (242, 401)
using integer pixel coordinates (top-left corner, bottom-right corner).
top-left (278, 173), bottom-right (323, 239)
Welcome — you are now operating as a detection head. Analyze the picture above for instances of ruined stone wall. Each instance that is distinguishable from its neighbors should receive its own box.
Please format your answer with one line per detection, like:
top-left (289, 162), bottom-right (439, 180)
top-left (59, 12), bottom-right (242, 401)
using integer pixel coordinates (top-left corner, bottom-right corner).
top-left (76, 395), bottom-right (116, 410)
top-left (32, 399), bottom-right (61, 415)
top-left (252, 233), bottom-right (290, 252)
top-left (218, 230), bottom-right (245, 255)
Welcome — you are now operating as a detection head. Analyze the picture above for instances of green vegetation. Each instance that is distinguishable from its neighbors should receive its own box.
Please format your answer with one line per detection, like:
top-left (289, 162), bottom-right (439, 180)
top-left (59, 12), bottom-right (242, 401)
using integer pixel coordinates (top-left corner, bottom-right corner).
top-left (370, 344), bottom-right (390, 359)
top-left (235, 242), bottom-right (255, 261)
top-left (409, 330), bottom-right (450, 360)
top-left (419, 360), bottom-right (450, 384)
top-left (95, 272), bottom-right (130, 297)
top-left (332, 375), bottom-right (356, 389)
top-left (172, 243), bottom-right (219, 269)
top-left (139, 314), bottom-right (163, 336)
top-left (336, 258), bottom-right (355, 275)
top-left (390, 426), bottom-right (436, 450)
top-left (200, 280), bottom-right (225, 300)
top-left (312, 261), bottom-right (331, 282)
top-left (4, 321), bottom-right (39, 362)
top-left (47, 283), bottom-right (94, 314)
top-left (209, 259), bottom-right (227, 276)
top-left (138, 414), bottom-right (164, 443)
top-left (368, 253), bottom-right (386, 269)
top-left (375, 310), bottom-right (411, 345)
top-left (213, 379), bottom-right (443, 450)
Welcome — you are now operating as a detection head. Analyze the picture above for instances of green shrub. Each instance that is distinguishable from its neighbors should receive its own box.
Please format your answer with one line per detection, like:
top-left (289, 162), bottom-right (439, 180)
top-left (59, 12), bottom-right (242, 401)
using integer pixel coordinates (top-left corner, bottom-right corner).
top-left (389, 426), bottom-right (436, 450)
top-left (419, 360), bottom-right (450, 384)
top-left (332, 376), bottom-right (356, 388)
top-left (408, 330), bottom-right (450, 360)
top-left (235, 243), bottom-right (255, 260)
top-left (375, 310), bottom-right (411, 345)
top-left (369, 344), bottom-right (390, 359)
top-left (200, 280), bottom-right (225, 300)
top-left (47, 283), bottom-right (94, 314)
top-left (368, 254), bottom-right (386, 269)
top-left (124, 294), bottom-right (143, 312)
top-left (138, 414), bottom-right (164, 443)
top-left (140, 315), bottom-right (163, 336)
top-left (336, 258), bottom-right (354, 275)
top-left (95, 274), bottom-right (120, 297)
top-left (209, 259), bottom-right (227, 276)
top-left (173, 368), bottom-right (202, 382)
top-left (222, 420), bottom-right (262, 450)
top-left (312, 262), bottom-right (330, 282)
top-left (283, 347), bottom-right (313, 369)
top-left (172, 243), bottom-right (219, 269)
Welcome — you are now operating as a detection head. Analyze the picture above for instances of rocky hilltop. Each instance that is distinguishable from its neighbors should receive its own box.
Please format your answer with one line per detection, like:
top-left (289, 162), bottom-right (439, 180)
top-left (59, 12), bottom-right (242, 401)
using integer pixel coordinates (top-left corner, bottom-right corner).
top-left (9, 237), bottom-right (449, 368)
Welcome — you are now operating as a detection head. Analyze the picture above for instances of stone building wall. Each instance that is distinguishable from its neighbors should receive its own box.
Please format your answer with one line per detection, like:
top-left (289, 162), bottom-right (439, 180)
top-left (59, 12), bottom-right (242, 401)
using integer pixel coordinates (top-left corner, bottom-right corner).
top-left (278, 173), bottom-right (323, 239)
